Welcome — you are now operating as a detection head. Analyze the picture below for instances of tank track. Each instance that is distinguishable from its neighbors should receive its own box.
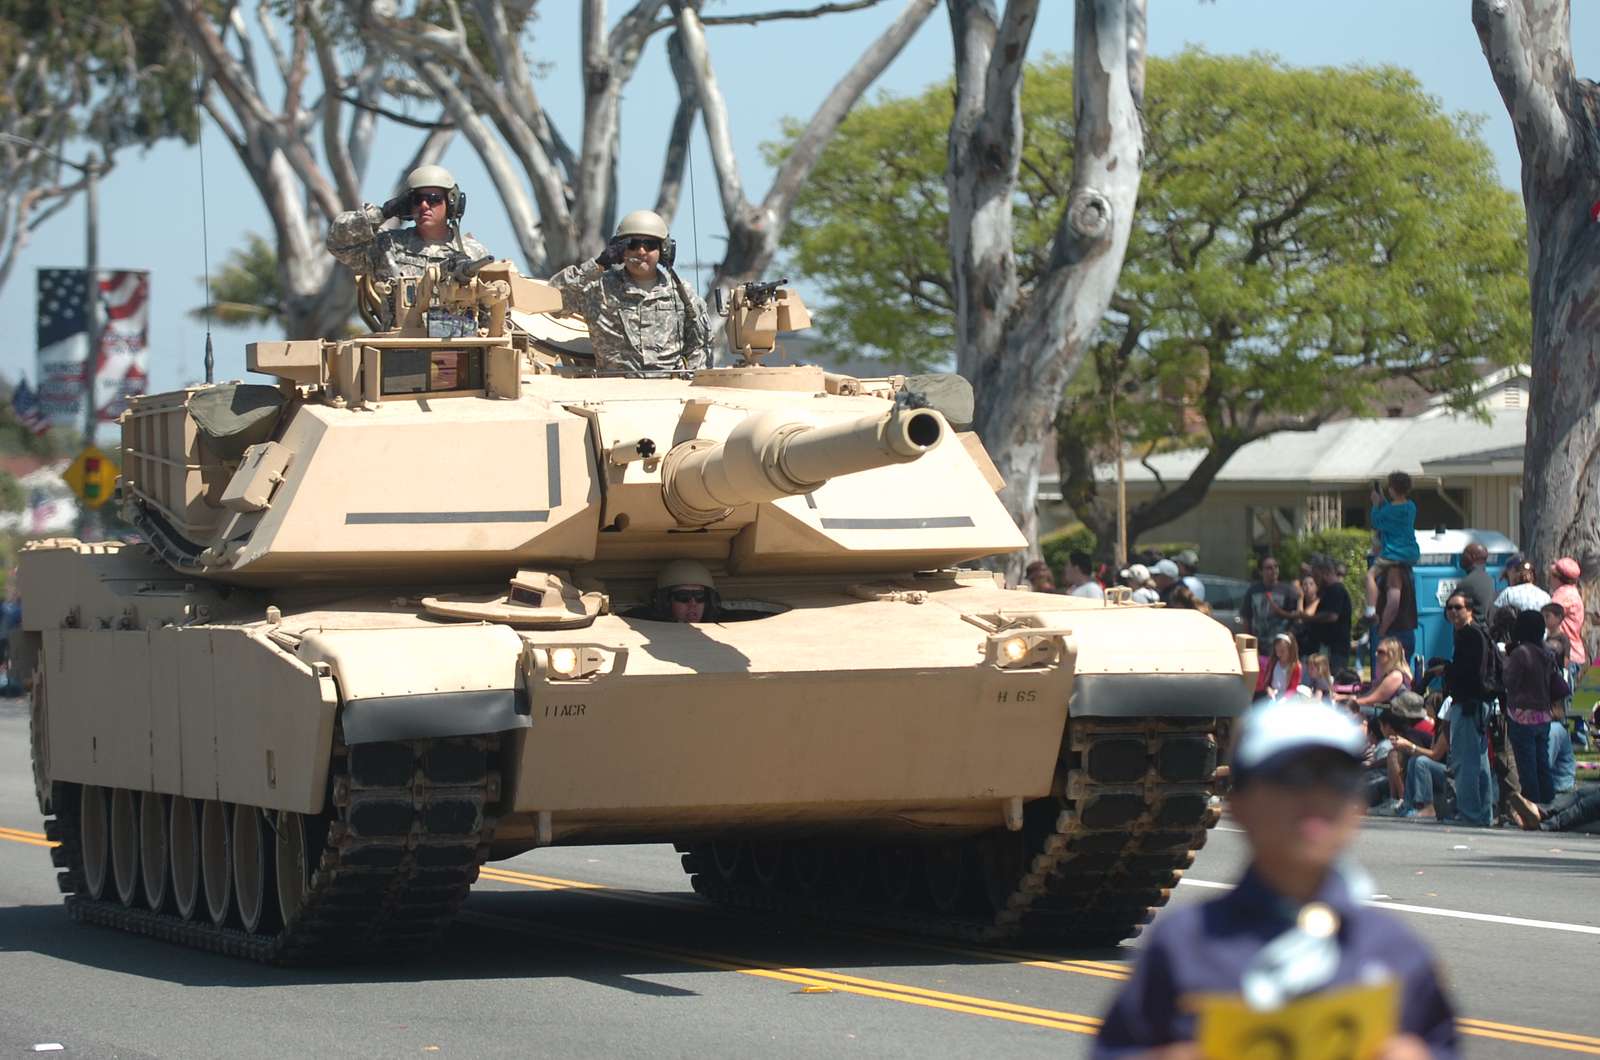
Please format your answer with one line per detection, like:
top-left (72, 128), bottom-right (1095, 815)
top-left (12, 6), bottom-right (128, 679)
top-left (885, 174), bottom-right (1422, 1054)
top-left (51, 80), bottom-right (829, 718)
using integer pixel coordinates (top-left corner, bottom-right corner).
top-left (677, 717), bottom-right (1222, 947)
top-left (42, 736), bottom-right (499, 964)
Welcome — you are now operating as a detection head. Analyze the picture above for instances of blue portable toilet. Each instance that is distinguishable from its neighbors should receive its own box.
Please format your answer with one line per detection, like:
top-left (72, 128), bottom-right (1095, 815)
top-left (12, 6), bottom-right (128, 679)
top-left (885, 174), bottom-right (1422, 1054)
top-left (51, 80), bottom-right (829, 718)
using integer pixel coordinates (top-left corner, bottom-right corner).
top-left (1410, 527), bottom-right (1518, 665)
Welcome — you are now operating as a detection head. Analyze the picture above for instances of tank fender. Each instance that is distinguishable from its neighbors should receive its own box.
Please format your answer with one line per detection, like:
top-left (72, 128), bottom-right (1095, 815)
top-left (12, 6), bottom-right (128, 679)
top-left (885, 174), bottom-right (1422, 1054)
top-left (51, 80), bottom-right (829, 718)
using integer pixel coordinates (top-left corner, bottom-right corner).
top-left (1065, 611), bottom-right (1251, 719)
top-left (1069, 673), bottom-right (1249, 719)
top-left (298, 624), bottom-right (529, 744)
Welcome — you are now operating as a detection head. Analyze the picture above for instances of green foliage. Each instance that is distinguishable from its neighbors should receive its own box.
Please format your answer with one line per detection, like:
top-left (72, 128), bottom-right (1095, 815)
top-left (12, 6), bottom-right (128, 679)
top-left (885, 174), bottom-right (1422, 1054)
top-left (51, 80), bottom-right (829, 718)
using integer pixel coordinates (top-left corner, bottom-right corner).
top-left (1274, 528), bottom-right (1372, 611)
top-left (0, 0), bottom-right (202, 149)
top-left (1040, 522), bottom-right (1098, 574)
top-left (775, 50), bottom-right (1531, 546)
top-left (191, 234), bottom-right (284, 328)
top-left (191, 233), bottom-right (360, 335)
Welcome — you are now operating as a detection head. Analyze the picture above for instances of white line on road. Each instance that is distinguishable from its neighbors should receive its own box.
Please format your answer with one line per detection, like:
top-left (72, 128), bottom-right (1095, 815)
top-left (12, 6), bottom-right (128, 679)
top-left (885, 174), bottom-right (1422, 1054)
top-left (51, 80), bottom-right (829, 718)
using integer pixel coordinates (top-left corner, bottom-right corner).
top-left (1179, 877), bottom-right (1600, 936)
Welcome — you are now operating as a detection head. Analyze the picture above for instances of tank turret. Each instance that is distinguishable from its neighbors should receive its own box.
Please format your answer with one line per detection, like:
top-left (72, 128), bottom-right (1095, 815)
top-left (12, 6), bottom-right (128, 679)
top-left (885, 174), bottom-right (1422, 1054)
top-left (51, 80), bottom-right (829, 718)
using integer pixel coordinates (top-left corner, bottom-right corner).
top-left (661, 404), bottom-right (945, 526)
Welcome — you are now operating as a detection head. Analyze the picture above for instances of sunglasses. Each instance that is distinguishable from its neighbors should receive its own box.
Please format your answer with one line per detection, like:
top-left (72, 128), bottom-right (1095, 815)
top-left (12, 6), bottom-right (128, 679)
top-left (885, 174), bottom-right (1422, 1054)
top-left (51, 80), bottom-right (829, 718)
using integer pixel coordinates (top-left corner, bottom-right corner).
top-left (669, 589), bottom-right (707, 604)
top-left (625, 237), bottom-right (662, 252)
top-left (411, 190), bottom-right (447, 206)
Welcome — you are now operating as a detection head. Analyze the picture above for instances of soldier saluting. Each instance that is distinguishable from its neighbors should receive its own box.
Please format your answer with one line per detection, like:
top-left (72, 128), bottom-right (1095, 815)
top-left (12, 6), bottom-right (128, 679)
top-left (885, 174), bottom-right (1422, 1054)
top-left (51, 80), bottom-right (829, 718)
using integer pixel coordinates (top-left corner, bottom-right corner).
top-left (326, 165), bottom-right (490, 320)
top-left (551, 209), bottom-right (716, 374)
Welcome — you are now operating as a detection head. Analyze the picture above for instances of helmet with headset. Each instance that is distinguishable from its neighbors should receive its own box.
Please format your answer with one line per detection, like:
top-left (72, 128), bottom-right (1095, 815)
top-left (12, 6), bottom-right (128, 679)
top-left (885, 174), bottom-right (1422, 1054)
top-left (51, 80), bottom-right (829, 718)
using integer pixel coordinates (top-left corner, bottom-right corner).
top-left (405, 164), bottom-right (467, 222)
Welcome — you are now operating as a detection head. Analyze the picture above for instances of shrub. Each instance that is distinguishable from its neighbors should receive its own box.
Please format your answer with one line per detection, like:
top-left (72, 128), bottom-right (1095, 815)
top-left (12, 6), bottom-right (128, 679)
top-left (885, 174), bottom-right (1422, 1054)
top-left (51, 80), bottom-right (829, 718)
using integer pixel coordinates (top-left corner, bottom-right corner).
top-left (1275, 528), bottom-right (1371, 609)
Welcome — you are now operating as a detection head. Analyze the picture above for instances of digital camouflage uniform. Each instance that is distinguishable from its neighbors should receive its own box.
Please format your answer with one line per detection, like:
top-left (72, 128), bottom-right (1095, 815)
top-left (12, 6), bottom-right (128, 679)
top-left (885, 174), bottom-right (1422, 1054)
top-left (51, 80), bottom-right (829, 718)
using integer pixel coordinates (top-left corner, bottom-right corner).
top-left (326, 206), bottom-right (490, 323)
top-left (550, 259), bottom-right (715, 373)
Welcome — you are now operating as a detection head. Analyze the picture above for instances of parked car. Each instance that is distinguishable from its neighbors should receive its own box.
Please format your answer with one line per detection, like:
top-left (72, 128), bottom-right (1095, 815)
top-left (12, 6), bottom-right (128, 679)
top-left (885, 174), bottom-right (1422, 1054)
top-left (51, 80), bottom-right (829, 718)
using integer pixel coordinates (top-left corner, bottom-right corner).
top-left (1196, 573), bottom-right (1250, 635)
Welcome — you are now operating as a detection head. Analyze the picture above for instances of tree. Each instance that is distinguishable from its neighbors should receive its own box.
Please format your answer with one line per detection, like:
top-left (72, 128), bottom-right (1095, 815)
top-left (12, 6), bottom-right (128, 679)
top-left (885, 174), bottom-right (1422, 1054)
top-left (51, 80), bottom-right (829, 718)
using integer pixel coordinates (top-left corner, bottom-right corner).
top-left (356, 0), bottom-right (939, 285)
top-left (170, 0), bottom-right (454, 339)
top-left (944, 0), bottom-right (1145, 578)
top-left (0, 0), bottom-right (200, 297)
top-left (779, 50), bottom-right (1530, 563)
top-left (1474, 1), bottom-right (1600, 596)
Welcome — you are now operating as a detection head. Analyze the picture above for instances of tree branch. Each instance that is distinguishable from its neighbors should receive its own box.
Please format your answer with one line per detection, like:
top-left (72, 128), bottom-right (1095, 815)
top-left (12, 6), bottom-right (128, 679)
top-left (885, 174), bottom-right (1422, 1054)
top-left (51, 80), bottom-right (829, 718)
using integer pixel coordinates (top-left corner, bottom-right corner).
top-left (1472, 0), bottom-right (1576, 183)
top-left (336, 94), bottom-right (455, 132)
top-left (763, 0), bottom-right (939, 224)
top-left (672, 3), bottom-right (746, 220)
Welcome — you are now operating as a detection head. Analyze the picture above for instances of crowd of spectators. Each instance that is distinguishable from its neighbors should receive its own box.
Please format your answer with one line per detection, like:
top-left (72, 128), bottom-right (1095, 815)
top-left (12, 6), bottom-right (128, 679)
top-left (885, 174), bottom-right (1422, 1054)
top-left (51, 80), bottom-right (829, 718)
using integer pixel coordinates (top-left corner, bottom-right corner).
top-left (1019, 539), bottom-right (1597, 834)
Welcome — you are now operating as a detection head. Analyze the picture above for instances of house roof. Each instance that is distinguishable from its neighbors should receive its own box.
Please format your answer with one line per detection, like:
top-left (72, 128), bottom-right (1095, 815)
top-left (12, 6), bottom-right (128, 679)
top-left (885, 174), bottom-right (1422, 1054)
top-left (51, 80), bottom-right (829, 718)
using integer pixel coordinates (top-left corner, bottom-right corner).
top-left (1097, 407), bottom-right (1526, 487)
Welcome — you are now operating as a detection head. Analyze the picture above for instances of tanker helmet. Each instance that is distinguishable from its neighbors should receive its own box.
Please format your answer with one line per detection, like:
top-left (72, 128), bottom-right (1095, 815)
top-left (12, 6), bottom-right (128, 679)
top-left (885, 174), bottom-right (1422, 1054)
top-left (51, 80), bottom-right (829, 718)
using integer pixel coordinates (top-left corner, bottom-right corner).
top-left (405, 164), bottom-right (465, 221)
top-left (654, 559), bottom-right (719, 619)
top-left (406, 164), bottom-right (455, 192)
top-left (615, 209), bottom-right (670, 241)
top-left (657, 559), bottom-right (715, 591)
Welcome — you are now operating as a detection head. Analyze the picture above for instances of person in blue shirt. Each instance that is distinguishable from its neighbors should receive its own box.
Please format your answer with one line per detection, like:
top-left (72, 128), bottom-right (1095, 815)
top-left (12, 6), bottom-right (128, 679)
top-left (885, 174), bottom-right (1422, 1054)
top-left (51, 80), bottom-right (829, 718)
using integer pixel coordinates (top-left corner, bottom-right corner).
top-left (1094, 697), bottom-right (1458, 1059)
top-left (1365, 469), bottom-right (1419, 628)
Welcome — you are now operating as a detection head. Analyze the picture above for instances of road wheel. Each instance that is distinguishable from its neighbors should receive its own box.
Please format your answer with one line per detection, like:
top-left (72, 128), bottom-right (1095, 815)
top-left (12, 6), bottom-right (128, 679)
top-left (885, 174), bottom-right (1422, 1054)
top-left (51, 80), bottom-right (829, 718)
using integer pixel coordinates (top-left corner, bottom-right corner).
top-left (139, 792), bottom-right (169, 912)
top-left (169, 796), bottom-right (202, 921)
top-left (110, 789), bottom-right (141, 907)
top-left (748, 843), bottom-right (784, 889)
top-left (232, 804), bottom-right (276, 934)
top-left (201, 800), bottom-right (233, 927)
top-left (79, 785), bottom-right (110, 901)
top-left (275, 812), bottom-right (312, 927)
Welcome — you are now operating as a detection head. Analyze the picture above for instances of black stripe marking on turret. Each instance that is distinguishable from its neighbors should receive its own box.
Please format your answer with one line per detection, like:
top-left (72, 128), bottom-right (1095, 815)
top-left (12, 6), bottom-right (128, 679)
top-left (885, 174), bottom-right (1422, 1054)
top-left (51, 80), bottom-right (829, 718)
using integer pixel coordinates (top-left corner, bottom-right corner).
top-left (345, 510), bottom-right (551, 524)
top-left (546, 421), bottom-right (562, 507)
top-left (818, 516), bottom-right (975, 530)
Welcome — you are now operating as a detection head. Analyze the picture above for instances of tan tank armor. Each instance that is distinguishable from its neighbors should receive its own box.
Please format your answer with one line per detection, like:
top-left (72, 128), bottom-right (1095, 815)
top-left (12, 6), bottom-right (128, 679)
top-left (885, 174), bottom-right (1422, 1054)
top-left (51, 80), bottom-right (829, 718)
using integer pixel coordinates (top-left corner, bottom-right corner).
top-left (18, 265), bottom-right (1254, 963)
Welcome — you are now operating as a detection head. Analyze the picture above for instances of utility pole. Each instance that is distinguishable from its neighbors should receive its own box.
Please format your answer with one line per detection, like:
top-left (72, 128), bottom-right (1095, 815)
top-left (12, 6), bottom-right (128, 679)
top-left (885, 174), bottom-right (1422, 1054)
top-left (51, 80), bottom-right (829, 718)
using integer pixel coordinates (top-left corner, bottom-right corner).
top-left (75, 154), bottom-right (102, 539)
top-left (82, 156), bottom-right (100, 451)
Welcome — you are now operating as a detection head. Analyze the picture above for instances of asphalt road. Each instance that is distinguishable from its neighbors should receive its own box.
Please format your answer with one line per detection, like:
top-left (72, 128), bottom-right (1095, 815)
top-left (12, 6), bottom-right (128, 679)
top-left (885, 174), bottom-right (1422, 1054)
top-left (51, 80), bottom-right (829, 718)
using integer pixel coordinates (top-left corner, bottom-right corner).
top-left (1, 696), bottom-right (1596, 1059)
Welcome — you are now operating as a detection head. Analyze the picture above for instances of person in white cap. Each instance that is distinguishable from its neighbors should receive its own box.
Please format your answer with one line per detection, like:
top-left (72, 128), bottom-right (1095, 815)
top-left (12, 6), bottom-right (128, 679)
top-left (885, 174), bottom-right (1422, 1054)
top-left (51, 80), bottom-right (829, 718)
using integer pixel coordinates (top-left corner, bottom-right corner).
top-left (1173, 548), bottom-right (1206, 601)
top-left (1119, 563), bottom-right (1159, 604)
top-left (1094, 697), bottom-right (1458, 1058)
top-left (1150, 558), bottom-right (1181, 602)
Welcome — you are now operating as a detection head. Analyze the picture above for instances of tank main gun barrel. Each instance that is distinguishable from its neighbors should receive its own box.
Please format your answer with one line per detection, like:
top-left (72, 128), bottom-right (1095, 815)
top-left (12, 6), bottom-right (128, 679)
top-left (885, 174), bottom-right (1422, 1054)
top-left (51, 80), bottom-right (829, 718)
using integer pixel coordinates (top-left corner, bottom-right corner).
top-left (662, 404), bottom-right (947, 526)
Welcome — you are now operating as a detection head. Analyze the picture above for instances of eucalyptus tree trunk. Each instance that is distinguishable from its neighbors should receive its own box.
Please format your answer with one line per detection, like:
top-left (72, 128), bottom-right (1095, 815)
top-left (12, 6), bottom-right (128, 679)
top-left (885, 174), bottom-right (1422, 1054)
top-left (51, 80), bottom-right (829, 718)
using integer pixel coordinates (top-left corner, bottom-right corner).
top-left (948, 0), bottom-right (1147, 580)
top-left (172, 0), bottom-right (449, 340)
top-left (1474, 0), bottom-right (1600, 638)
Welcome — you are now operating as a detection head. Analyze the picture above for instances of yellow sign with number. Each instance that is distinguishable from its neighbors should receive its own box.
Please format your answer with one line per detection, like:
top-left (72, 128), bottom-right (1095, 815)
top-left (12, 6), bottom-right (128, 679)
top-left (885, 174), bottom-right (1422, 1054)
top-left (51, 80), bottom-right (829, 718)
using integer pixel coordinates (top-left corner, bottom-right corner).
top-left (1191, 980), bottom-right (1400, 1060)
top-left (62, 445), bottom-right (118, 509)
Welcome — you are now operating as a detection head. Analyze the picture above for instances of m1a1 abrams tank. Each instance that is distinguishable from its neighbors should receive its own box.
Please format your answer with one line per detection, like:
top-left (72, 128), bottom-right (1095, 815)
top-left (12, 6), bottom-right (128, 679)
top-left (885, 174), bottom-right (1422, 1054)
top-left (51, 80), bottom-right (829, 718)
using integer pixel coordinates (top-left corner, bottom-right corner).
top-left (17, 261), bottom-right (1256, 963)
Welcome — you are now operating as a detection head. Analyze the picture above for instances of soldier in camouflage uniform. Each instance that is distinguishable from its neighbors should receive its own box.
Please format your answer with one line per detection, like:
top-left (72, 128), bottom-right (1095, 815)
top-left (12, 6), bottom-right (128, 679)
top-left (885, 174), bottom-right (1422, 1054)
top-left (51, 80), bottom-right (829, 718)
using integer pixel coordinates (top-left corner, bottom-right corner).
top-left (326, 164), bottom-right (489, 326)
top-left (550, 209), bottom-right (716, 373)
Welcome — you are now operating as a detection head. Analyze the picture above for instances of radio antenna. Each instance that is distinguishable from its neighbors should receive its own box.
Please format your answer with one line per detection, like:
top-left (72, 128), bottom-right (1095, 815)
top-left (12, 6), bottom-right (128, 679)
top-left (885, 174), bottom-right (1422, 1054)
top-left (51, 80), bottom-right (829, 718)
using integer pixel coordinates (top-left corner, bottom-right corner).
top-left (687, 128), bottom-right (702, 291)
top-left (194, 53), bottom-right (215, 384)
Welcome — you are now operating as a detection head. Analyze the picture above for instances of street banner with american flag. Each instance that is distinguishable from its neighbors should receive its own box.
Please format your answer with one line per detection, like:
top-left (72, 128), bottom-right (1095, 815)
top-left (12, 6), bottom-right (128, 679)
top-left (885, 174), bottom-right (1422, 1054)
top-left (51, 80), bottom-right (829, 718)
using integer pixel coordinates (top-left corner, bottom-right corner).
top-left (36, 268), bottom-right (150, 427)
top-left (9, 378), bottom-right (51, 436)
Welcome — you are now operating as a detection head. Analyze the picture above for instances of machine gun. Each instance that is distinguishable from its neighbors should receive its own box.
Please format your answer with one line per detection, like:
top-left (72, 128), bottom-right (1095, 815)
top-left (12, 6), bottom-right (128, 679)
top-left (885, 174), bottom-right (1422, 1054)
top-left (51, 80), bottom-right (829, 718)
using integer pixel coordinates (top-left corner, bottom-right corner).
top-left (719, 278), bottom-right (811, 366)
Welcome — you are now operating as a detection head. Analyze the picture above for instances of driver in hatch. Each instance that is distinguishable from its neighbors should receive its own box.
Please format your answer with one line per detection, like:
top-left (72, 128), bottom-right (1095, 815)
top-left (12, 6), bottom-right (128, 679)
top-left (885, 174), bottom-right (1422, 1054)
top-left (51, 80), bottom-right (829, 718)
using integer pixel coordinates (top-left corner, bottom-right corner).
top-left (654, 560), bottom-right (720, 623)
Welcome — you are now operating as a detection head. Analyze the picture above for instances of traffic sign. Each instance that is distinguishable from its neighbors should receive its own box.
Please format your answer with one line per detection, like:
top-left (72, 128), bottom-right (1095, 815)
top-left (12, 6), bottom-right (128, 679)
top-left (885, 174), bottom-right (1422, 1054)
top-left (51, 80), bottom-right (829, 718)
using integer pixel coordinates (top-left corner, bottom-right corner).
top-left (63, 445), bottom-right (118, 509)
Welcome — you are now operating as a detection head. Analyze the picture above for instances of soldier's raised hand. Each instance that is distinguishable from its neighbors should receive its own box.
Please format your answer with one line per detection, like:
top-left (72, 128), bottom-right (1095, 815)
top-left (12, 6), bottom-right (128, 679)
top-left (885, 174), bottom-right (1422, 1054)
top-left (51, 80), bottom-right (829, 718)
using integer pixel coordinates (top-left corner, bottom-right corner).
top-left (596, 237), bottom-right (629, 268)
top-left (380, 194), bottom-right (411, 221)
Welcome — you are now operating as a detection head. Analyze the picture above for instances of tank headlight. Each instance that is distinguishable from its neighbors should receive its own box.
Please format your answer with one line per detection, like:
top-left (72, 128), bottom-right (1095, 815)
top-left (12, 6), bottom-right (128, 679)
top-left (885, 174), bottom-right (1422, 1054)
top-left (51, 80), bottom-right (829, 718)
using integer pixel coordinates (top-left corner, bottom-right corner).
top-left (987, 632), bottom-right (1059, 669)
top-left (549, 647), bottom-right (581, 678)
top-left (530, 644), bottom-right (625, 682)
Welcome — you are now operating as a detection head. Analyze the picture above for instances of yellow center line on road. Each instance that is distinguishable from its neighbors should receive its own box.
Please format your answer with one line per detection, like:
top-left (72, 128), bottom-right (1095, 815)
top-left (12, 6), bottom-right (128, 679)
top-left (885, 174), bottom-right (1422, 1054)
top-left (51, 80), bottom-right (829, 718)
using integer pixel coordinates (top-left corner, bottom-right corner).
top-left (0, 826), bottom-right (53, 848)
top-left (461, 909), bottom-right (1104, 1036)
top-left (5, 827), bottom-right (1598, 1051)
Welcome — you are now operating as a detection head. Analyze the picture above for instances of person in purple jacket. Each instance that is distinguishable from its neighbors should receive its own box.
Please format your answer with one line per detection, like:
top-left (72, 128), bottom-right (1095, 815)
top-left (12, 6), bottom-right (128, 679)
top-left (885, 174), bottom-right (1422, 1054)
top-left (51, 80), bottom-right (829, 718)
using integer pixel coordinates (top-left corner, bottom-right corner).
top-left (1094, 697), bottom-right (1458, 1059)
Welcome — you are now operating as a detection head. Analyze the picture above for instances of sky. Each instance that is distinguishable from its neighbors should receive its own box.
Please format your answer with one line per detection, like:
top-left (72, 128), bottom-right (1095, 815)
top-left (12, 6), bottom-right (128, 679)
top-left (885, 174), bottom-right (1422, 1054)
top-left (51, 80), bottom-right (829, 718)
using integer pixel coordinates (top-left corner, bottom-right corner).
top-left (4, 0), bottom-right (1597, 432)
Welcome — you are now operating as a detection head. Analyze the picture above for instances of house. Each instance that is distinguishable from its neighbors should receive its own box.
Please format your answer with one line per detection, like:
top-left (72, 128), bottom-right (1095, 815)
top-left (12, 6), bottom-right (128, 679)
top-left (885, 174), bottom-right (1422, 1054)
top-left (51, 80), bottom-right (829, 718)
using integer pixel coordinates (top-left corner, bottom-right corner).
top-left (1038, 368), bottom-right (1530, 578)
